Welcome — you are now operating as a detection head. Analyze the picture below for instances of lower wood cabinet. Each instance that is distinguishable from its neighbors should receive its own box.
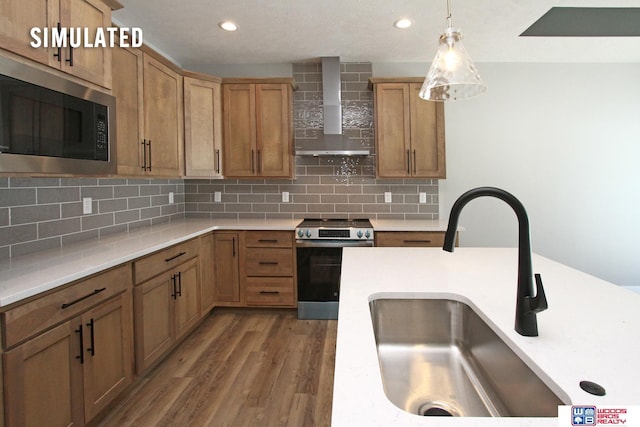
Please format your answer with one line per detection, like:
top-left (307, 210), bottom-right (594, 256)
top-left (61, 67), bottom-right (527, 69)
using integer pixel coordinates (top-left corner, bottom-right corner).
top-left (133, 255), bottom-right (200, 374)
top-left (2, 265), bottom-right (134, 427)
top-left (375, 231), bottom-right (458, 247)
top-left (212, 231), bottom-right (241, 304)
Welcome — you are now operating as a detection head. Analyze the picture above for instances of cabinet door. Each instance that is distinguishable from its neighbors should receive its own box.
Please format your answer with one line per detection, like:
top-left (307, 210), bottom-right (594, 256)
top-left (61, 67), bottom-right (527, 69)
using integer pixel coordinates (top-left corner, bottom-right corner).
top-left (134, 274), bottom-right (174, 373)
top-left (59, 0), bottom-right (112, 88)
top-left (199, 233), bottom-right (216, 314)
top-left (184, 76), bottom-right (223, 177)
top-left (409, 84), bottom-right (446, 178)
top-left (143, 54), bottom-right (184, 176)
top-left (113, 44), bottom-right (145, 176)
top-left (374, 83), bottom-right (411, 177)
top-left (174, 258), bottom-right (201, 339)
top-left (223, 84), bottom-right (257, 177)
top-left (3, 320), bottom-right (84, 427)
top-left (81, 291), bottom-right (134, 421)
top-left (256, 84), bottom-right (292, 177)
top-left (0, 0), bottom-right (59, 67)
top-left (213, 232), bottom-right (240, 303)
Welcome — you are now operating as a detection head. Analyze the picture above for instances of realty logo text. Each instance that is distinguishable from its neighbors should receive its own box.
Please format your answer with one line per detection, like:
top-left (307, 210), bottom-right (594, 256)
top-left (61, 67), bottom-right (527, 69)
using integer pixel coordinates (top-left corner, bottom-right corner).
top-left (572, 406), bottom-right (628, 425)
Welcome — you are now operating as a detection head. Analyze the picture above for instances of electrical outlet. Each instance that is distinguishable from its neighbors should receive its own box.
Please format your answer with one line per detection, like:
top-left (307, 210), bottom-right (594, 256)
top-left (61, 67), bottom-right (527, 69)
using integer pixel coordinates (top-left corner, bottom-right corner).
top-left (82, 197), bottom-right (92, 214)
top-left (168, 192), bottom-right (174, 203)
top-left (384, 192), bottom-right (392, 203)
top-left (282, 192), bottom-right (289, 203)
top-left (214, 191), bottom-right (222, 202)
top-left (419, 192), bottom-right (427, 204)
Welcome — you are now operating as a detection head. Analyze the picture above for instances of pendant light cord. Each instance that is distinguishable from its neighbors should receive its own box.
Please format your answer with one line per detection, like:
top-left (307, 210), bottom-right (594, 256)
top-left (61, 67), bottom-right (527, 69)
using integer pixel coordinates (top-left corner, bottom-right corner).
top-left (446, 0), bottom-right (453, 28)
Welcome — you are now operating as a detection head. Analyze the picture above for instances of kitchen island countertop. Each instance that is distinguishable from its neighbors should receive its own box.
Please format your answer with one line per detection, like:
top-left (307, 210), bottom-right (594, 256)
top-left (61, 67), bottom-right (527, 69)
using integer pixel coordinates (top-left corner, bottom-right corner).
top-left (333, 247), bottom-right (640, 426)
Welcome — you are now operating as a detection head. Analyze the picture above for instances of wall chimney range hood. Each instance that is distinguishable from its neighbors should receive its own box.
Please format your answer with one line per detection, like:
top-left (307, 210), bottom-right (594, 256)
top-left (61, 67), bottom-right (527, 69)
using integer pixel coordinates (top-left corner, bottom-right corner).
top-left (296, 57), bottom-right (371, 156)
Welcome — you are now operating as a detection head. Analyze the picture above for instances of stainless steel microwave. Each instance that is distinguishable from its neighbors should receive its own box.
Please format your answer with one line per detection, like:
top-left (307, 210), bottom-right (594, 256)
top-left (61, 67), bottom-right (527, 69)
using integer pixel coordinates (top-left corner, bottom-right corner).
top-left (0, 55), bottom-right (116, 175)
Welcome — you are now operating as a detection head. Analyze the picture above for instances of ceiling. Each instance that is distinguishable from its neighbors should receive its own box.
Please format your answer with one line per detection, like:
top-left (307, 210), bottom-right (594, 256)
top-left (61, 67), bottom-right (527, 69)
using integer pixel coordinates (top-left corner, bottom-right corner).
top-left (112, 0), bottom-right (640, 68)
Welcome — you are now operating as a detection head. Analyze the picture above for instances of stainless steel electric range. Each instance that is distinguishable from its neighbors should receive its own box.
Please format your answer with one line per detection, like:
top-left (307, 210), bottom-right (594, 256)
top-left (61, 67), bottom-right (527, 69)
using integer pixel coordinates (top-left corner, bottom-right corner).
top-left (295, 218), bottom-right (374, 320)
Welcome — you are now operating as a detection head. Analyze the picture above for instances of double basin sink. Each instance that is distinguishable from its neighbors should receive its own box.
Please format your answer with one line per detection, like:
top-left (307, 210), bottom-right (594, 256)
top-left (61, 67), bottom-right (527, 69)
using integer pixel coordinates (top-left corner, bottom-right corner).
top-left (369, 298), bottom-right (569, 417)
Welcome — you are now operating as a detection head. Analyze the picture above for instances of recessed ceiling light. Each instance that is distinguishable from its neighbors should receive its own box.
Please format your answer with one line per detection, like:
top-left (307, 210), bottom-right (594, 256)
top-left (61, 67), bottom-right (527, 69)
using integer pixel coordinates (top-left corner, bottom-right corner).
top-left (218, 21), bottom-right (238, 31)
top-left (393, 18), bottom-right (413, 29)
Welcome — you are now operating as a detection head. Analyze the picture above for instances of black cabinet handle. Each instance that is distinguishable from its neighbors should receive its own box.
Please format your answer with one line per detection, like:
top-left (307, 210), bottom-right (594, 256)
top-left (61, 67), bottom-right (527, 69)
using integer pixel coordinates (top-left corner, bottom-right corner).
top-left (176, 272), bottom-right (182, 297)
top-left (406, 149), bottom-right (411, 174)
top-left (75, 325), bottom-right (84, 364)
top-left (258, 239), bottom-right (279, 243)
top-left (259, 290), bottom-right (280, 295)
top-left (141, 140), bottom-right (147, 170)
top-left (258, 261), bottom-right (278, 265)
top-left (147, 140), bottom-right (152, 171)
top-left (61, 288), bottom-right (106, 309)
top-left (165, 251), bottom-right (186, 262)
top-left (86, 319), bottom-right (95, 356)
top-left (171, 274), bottom-right (177, 299)
top-left (251, 149), bottom-right (255, 173)
top-left (232, 237), bottom-right (236, 257)
top-left (413, 150), bottom-right (417, 174)
top-left (215, 149), bottom-right (220, 174)
top-left (404, 240), bottom-right (432, 244)
top-left (65, 33), bottom-right (74, 66)
top-left (53, 23), bottom-right (62, 62)
top-left (257, 149), bottom-right (262, 174)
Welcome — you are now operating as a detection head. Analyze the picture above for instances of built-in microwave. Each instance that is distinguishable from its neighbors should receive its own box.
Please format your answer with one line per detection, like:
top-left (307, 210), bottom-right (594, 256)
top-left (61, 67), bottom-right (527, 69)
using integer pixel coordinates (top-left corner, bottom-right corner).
top-left (0, 55), bottom-right (116, 175)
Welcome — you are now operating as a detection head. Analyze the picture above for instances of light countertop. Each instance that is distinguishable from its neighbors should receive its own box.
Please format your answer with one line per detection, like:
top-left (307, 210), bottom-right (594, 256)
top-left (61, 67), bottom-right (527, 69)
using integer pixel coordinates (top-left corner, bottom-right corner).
top-left (333, 247), bottom-right (640, 426)
top-left (0, 217), bottom-right (453, 308)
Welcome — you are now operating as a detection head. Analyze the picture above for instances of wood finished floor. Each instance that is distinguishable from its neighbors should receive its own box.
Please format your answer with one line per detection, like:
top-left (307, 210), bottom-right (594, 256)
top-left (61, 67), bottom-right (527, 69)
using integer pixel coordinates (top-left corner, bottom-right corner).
top-left (97, 308), bottom-right (337, 427)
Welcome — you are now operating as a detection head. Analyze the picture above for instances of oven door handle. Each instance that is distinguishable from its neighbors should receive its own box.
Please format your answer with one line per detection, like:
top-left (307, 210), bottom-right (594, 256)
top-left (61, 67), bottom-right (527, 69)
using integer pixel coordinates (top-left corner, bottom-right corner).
top-left (296, 240), bottom-right (374, 248)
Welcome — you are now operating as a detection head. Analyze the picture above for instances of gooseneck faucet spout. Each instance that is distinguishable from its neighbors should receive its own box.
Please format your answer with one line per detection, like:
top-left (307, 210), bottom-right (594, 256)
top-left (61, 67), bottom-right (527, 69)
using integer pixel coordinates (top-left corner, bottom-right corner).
top-left (443, 187), bottom-right (548, 337)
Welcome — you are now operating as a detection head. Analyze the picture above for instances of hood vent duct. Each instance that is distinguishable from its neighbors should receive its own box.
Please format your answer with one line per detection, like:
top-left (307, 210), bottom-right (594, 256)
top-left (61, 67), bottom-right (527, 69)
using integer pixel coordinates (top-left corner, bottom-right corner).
top-left (296, 57), bottom-right (371, 156)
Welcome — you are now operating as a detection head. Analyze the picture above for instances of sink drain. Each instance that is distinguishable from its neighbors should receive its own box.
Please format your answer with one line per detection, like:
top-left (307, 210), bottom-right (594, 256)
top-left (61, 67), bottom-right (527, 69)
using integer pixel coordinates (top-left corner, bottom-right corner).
top-left (418, 402), bottom-right (460, 417)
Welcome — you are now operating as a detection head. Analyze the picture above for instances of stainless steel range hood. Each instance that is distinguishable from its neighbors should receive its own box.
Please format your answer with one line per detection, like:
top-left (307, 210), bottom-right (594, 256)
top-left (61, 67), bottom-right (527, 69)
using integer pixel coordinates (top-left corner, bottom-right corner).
top-left (296, 57), bottom-right (371, 156)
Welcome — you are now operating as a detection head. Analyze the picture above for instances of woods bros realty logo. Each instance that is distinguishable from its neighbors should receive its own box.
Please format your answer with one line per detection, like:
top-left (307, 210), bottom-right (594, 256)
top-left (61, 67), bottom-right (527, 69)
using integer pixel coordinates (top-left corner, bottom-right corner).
top-left (559, 405), bottom-right (640, 426)
top-left (29, 26), bottom-right (143, 48)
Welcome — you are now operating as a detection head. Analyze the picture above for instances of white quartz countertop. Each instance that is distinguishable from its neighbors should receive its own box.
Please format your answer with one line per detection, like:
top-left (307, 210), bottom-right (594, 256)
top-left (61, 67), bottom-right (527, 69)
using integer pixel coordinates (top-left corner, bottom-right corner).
top-left (0, 218), bottom-right (453, 307)
top-left (0, 218), bottom-right (300, 307)
top-left (333, 247), bottom-right (640, 426)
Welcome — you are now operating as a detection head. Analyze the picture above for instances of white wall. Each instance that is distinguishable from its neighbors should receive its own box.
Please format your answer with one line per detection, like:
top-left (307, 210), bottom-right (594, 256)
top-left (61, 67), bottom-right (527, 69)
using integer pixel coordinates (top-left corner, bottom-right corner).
top-left (374, 62), bottom-right (640, 287)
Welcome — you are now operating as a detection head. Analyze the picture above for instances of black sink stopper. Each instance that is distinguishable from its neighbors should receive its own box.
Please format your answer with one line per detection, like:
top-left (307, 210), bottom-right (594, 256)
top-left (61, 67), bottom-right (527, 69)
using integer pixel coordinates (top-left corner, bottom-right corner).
top-left (580, 380), bottom-right (606, 396)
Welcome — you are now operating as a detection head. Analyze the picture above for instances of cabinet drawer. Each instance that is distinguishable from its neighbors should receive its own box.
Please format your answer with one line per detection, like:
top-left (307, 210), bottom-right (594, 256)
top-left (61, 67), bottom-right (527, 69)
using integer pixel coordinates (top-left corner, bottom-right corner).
top-left (245, 231), bottom-right (293, 248)
top-left (375, 231), bottom-right (446, 247)
top-left (134, 238), bottom-right (200, 284)
top-left (245, 248), bottom-right (293, 276)
top-left (2, 264), bottom-right (131, 349)
top-left (246, 278), bottom-right (295, 306)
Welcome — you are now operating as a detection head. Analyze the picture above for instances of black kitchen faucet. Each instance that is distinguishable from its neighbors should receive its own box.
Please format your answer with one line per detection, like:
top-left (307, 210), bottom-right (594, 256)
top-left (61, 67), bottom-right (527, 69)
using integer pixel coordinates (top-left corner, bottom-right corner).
top-left (443, 187), bottom-right (548, 337)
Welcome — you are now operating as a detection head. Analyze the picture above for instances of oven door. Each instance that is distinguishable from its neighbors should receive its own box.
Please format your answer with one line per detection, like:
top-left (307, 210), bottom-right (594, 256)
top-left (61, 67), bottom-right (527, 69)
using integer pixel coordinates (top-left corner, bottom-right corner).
top-left (296, 239), bottom-right (373, 319)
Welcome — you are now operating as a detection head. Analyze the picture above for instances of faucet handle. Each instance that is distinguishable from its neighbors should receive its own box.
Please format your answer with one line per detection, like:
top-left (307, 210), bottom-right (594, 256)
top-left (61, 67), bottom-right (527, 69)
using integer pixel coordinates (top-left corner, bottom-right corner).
top-left (527, 273), bottom-right (549, 313)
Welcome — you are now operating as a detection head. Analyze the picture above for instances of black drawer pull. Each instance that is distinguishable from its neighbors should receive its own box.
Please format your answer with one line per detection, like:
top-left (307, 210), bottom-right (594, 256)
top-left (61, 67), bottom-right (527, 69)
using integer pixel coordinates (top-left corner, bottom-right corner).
top-left (86, 318), bottom-right (95, 356)
top-left (404, 240), bottom-right (432, 244)
top-left (61, 288), bottom-right (107, 309)
top-left (75, 325), bottom-right (84, 364)
top-left (165, 251), bottom-right (186, 262)
top-left (258, 261), bottom-right (279, 265)
top-left (259, 290), bottom-right (280, 295)
top-left (258, 239), bottom-right (279, 243)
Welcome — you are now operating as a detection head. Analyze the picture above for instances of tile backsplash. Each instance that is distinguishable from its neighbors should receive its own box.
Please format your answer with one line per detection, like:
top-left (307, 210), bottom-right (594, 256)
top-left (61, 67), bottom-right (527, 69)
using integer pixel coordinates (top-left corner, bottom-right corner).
top-left (0, 177), bottom-right (184, 259)
top-left (183, 61), bottom-right (439, 220)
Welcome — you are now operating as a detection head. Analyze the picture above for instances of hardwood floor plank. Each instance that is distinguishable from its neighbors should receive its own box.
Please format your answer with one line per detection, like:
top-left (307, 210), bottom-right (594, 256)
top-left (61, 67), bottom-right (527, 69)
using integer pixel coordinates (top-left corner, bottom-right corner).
top-left (98, 308), bottom-right (336, 427)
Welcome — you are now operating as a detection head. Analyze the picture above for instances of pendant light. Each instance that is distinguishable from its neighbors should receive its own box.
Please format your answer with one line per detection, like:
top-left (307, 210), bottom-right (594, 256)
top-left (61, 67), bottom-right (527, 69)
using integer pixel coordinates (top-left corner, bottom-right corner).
top-left (419, 0), bottom-right (487, 101)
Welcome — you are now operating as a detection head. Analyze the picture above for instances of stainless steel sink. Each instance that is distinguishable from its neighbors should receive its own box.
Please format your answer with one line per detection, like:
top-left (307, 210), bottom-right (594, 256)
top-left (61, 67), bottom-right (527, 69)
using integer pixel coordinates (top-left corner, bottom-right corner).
top-left (369, 298), bottom-right (569, 417)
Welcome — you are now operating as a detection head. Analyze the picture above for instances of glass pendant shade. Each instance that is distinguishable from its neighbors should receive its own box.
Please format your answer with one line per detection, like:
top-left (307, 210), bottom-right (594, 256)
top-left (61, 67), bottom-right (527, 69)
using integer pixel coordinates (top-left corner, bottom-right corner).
top-left (419, 28), bottom-right (487, 101)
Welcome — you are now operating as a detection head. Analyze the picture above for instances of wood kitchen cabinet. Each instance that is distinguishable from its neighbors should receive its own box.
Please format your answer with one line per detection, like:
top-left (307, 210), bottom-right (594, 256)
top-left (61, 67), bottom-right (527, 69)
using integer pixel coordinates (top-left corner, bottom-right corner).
top-left (212, 231), bottom-right (241, 305)
top-left (0, 0), bottom-right (113, 88)
top-left (370, 78), bottom-right (446, 178)
top-left (2, 265), bottom-right (133, 427)
top-left (222, 79), bottom-right (294, 178)
top-left (243, 231), bottom-right (296, 307)
top-left (184, 73), bottom-right (223, 178)
top-left (199, 232), bottom-right (216, 314)
top-left (133, 239), bottom-right (200, 373)
top-left (112, 45), bottom-right (184, 177)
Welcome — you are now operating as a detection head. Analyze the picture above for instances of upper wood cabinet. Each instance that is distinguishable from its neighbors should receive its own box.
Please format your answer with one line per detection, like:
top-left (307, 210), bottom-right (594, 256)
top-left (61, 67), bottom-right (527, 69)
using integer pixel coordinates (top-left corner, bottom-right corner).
top-left (184, 73), bottom-right (223, 178)
top-left (370, 78), bottom-right (446, 178)
top-left (112, 45), bottom-right (184, 177)
top-left (222, 79), bottom-right (294, 178)
top-left (0, 0), bottom-right (112, 88)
